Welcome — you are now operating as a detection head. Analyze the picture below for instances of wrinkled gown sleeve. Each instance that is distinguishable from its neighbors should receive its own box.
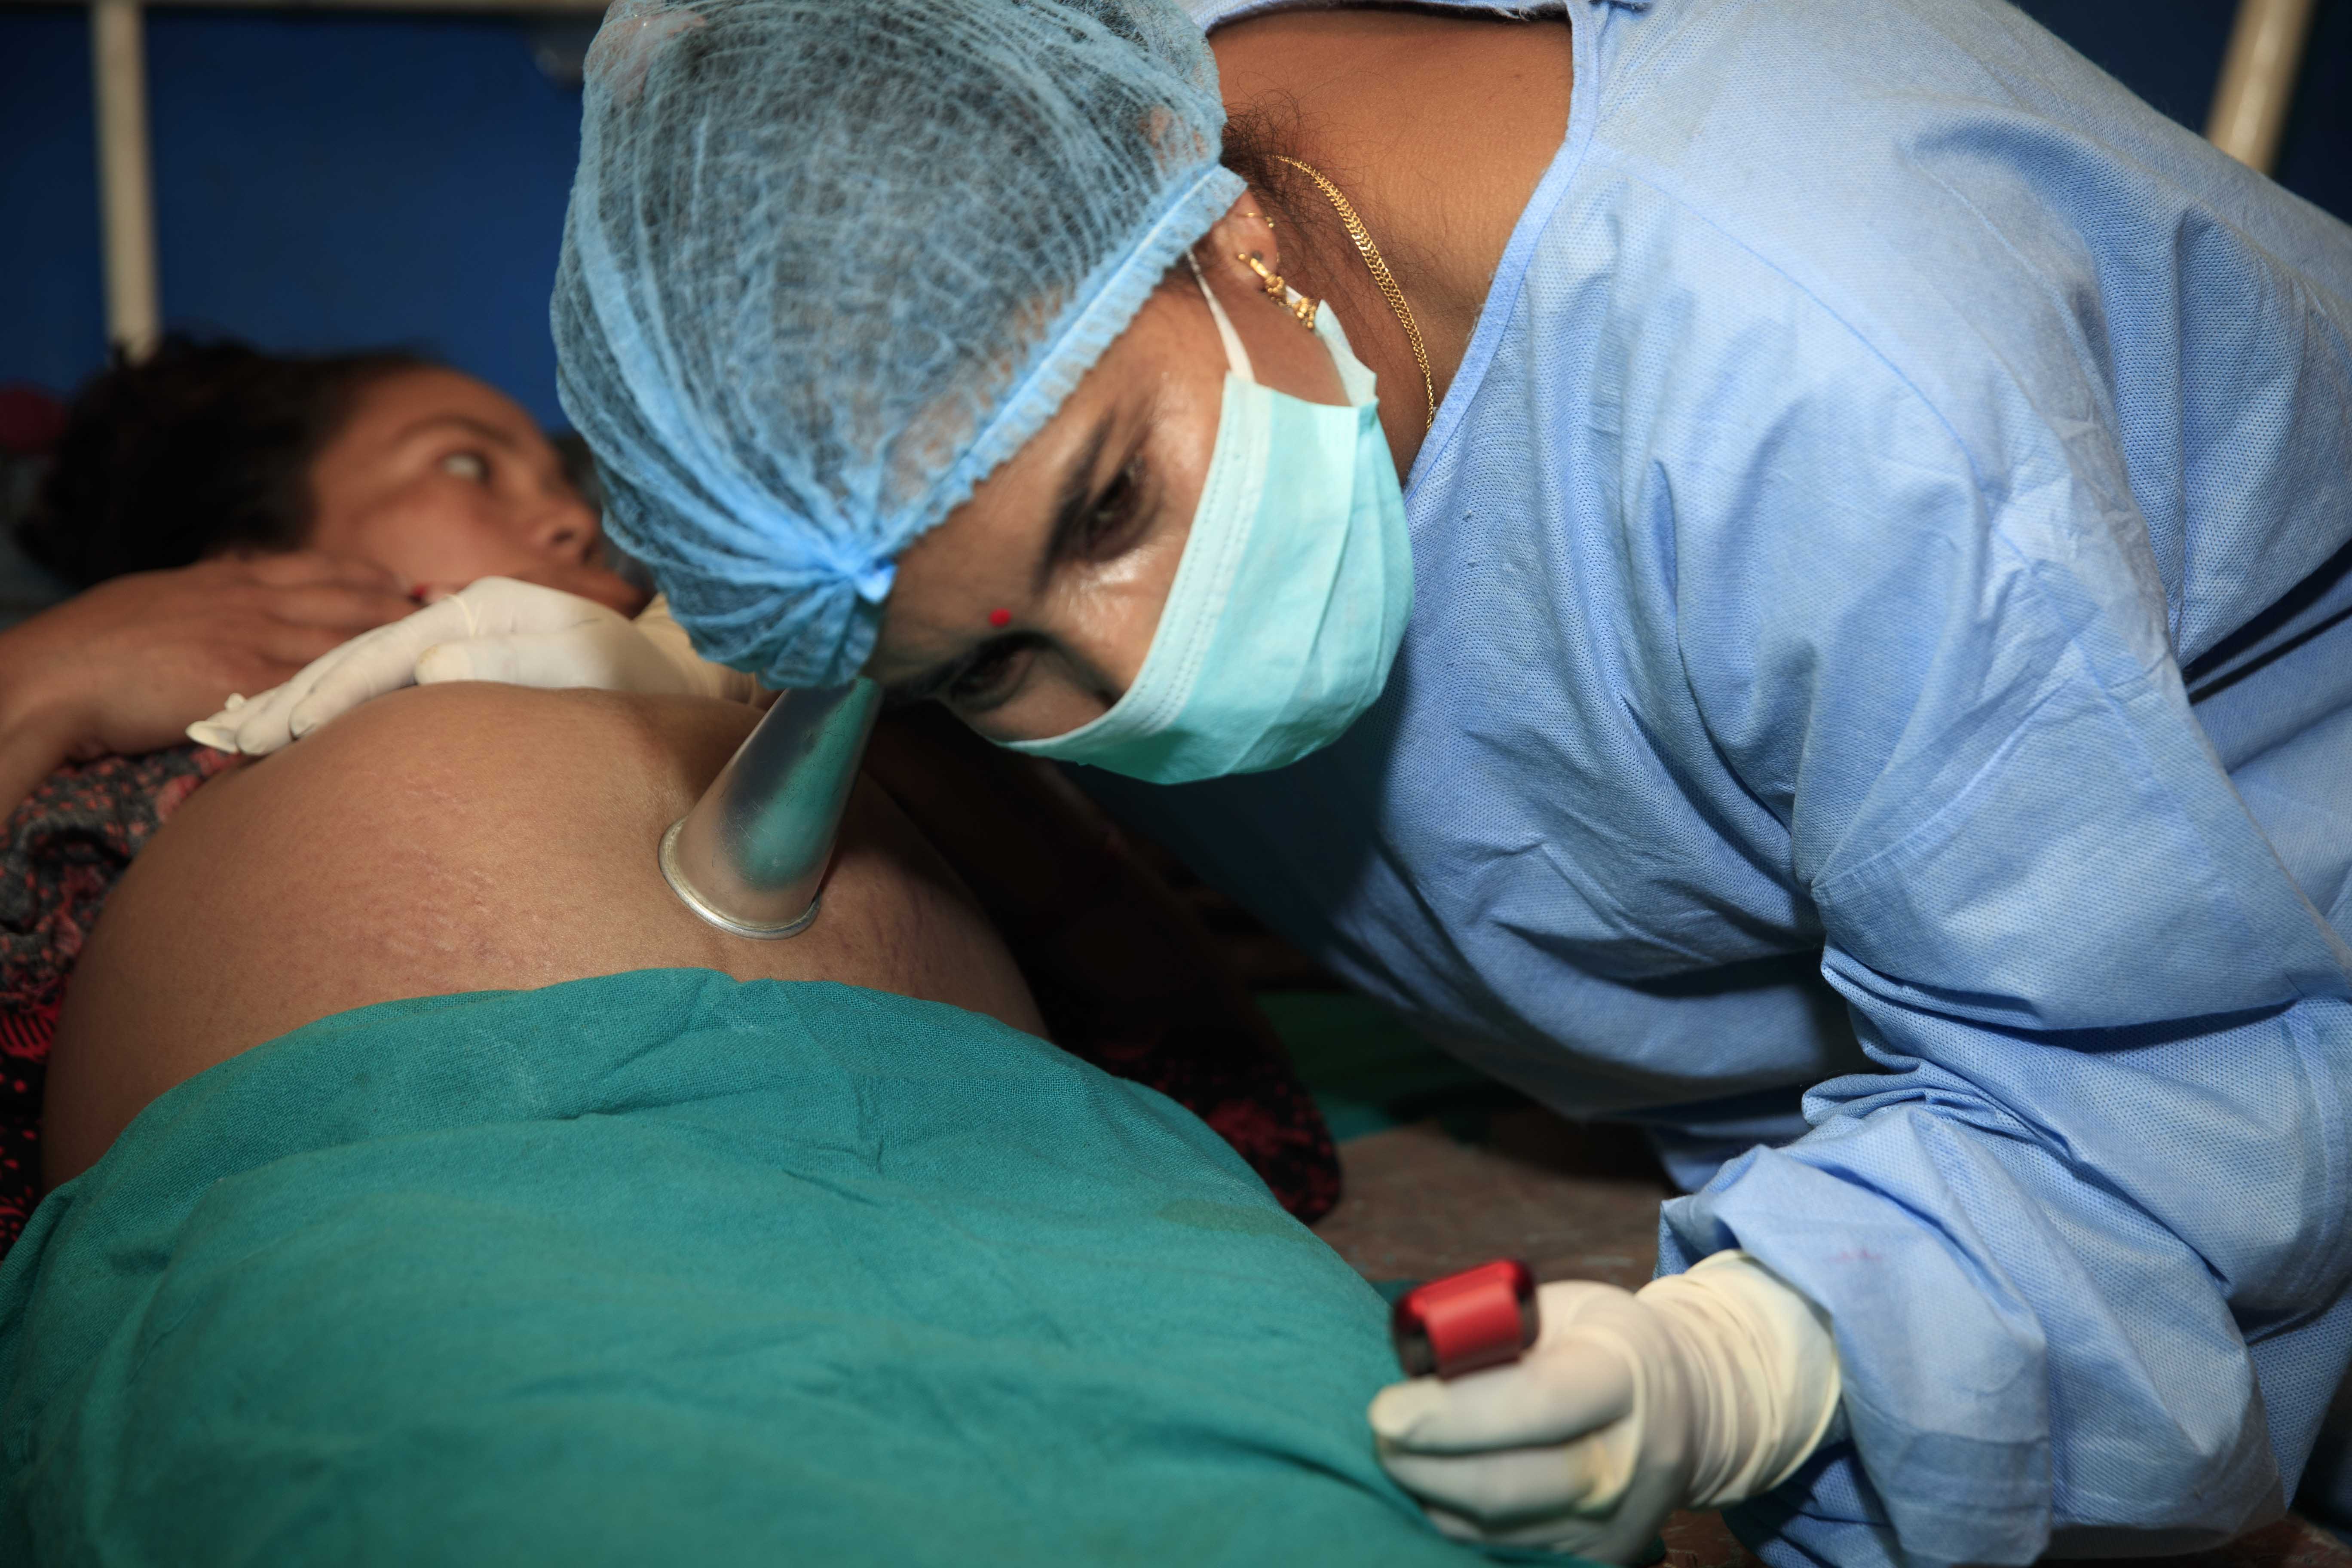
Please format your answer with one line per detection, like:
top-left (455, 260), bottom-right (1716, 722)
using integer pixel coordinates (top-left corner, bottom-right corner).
top-left (1627, 223), bottom-right (2352, 1566)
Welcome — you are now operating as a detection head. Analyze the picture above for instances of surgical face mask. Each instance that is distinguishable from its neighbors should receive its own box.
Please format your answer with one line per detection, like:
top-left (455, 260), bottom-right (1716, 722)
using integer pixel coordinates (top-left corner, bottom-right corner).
top-left (1002, 259), bottom-right (1413, 783)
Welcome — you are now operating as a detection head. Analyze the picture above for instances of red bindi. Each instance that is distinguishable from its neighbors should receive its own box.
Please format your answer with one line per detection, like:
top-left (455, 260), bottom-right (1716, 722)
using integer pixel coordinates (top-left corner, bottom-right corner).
top-left (987, 607), bottom-right (1012, 628)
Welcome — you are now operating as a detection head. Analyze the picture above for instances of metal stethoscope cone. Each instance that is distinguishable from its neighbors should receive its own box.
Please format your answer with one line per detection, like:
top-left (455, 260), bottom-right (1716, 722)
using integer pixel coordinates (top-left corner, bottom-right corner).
top-left (658, 678), bottom-right (882, 939)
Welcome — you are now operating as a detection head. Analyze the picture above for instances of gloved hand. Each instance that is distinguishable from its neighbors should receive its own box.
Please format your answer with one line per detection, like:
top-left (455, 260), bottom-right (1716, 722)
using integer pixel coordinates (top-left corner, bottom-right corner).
top-left (188, 579), bottom-right (756, 755)
top-left (1370, 1251), bottom-right (1841, 1560)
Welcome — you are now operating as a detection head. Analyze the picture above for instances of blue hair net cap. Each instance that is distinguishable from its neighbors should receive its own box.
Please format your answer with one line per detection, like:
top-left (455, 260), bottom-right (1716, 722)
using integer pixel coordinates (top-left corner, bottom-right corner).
top-left (553, 0), bottom-right (1245, 687)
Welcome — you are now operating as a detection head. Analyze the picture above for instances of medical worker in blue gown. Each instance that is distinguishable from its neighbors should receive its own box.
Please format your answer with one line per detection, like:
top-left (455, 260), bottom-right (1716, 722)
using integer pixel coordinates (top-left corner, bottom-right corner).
top-left (247, 0), bottom-right (2352, 1561)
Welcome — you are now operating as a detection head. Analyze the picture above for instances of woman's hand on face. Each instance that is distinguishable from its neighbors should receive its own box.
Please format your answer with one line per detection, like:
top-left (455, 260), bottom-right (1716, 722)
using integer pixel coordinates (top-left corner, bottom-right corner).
top-left (0, 552), bottom-right (419, 760)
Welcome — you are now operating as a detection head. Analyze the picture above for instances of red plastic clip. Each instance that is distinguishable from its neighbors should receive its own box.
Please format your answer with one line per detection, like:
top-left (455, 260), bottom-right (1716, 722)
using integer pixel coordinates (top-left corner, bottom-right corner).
top-left (1391, 1259), bottom-right (1540, 1380)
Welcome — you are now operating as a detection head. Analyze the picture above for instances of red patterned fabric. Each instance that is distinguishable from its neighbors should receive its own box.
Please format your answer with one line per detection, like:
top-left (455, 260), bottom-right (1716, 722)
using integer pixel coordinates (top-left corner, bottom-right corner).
top-left (0, 744), bottom-right (237, 1251)
top-left (0, 1000), bottom-right (59, 1062)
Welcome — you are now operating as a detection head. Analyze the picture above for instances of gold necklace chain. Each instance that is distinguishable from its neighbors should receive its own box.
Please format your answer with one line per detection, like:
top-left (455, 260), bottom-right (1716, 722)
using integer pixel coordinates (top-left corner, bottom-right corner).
top-left (1271, 154), bottom-right (1436, 433)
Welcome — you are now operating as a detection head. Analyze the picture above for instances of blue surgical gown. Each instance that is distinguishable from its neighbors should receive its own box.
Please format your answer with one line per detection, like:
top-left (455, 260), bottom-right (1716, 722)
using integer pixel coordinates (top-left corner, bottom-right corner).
top-left (1091, 0), bottom-right (2352, 1562)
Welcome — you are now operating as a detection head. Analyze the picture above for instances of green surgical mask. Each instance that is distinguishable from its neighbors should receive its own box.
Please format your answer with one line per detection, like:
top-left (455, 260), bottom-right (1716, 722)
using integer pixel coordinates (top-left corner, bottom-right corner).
top-left (1003, 259), bottom-right (1414, 783)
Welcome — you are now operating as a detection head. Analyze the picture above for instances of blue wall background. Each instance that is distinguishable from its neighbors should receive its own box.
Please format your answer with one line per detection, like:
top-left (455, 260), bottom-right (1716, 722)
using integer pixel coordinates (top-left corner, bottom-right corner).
top-left (3, 5), bottom-right (590, 425)
top-left (2, 0), bottom-right (2349, 429)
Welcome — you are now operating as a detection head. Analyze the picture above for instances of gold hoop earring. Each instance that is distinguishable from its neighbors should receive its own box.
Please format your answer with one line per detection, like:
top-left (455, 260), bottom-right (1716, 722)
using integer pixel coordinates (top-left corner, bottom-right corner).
top-left (1238, 253), bottom-right (1320, 330)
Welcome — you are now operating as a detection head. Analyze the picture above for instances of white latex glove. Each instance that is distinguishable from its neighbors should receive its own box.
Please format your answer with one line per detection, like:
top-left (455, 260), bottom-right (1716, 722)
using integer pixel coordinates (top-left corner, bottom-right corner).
top-left (629, 594), bottom-right (763, 705)
top-left (188, 580), bottom-right (756, 755)
top-left (1370, 1251), bottom-right (1841, 1560)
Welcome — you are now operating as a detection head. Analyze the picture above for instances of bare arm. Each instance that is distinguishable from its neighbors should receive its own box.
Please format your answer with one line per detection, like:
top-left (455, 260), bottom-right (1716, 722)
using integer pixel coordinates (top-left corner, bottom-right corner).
top-left (0, 668), bottom-right (76, 832)
top-left (0, 554), bottom-right (416, 819)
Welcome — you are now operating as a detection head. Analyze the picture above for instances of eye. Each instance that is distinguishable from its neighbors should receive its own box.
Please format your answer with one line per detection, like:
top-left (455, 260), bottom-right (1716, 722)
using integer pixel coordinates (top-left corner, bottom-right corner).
top-left (945, 635), bottom-right (1038, 712)
top-left (1077, 463), bottom-right (1144, 559)
top-left (438, 451), bottom-right (490, 484)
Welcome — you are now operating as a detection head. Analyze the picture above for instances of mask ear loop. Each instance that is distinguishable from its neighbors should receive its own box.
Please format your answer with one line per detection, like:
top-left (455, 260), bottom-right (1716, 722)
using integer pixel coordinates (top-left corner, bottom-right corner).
top-left (1185, 251), bottom-right (1256, 386)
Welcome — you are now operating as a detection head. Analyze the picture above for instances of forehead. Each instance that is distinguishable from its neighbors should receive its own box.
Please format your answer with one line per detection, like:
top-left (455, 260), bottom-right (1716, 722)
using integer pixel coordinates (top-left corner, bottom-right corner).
top-left (899, 276), bottom-right (1206, 559)
top-left (873, 275), bottom-right (1215, 658)
top-left (331, 368), bottom-right (542, 450)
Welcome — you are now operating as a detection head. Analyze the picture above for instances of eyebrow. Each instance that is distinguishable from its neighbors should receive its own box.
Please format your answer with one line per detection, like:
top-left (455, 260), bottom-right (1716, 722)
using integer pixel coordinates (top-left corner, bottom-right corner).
top-left (882, 409), bottom-right (1118, 706)
top-left (391, 413), bottom-right (529, 451)
top-left (1034, 410), bottom-right (1115, 594)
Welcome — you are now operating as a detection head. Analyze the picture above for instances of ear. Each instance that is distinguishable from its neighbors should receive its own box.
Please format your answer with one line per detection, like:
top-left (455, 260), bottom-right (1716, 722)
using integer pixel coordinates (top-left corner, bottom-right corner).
top-left (1194, 191), bottom-right (1284, 296)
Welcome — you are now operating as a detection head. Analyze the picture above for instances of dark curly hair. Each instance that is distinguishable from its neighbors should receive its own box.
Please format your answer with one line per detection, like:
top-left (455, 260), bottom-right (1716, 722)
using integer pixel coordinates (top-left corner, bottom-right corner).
top-left (14, 336), bottom-right (435, 590)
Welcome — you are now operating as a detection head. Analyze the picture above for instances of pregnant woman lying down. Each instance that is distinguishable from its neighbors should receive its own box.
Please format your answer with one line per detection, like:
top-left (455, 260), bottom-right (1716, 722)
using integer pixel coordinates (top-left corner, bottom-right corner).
top-left (4, 339), bottom-right (1335, 1221)
top-left (6, 680), bottom-right (1461, 1567)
